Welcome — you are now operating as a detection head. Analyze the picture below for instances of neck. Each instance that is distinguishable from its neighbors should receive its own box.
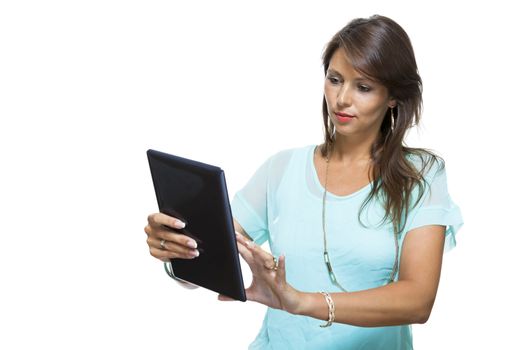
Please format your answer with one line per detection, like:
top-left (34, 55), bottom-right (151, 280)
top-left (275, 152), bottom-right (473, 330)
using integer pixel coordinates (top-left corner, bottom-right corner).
top-left (329, 131), bottom-right (378, 164)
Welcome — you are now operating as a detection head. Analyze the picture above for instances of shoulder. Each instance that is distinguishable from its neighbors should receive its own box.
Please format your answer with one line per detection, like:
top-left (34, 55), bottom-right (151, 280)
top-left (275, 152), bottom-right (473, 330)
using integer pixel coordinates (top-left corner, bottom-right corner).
top-left (258, 145), bottom-right (314, 188)
top-left (265, 144), bottom-right (314, 169)
top-left (404, 148), bottom-right (445, 181)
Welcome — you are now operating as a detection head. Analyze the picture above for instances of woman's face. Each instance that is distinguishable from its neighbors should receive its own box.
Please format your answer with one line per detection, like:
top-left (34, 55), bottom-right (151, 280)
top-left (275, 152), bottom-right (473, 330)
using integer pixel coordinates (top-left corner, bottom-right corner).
top-left (324, 48), bottom-right (395, 139)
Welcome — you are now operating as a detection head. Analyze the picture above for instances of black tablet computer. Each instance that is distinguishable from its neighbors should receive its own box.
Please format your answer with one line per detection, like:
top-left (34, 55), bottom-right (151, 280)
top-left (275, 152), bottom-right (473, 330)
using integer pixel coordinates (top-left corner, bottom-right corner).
top-left (147, 149), bottom-right (246, 301)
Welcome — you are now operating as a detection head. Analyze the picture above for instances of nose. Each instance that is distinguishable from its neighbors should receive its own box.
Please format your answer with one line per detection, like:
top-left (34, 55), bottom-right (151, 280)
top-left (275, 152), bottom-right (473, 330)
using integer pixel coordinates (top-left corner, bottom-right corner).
top-left (336, 83), bottom-right (352, 108)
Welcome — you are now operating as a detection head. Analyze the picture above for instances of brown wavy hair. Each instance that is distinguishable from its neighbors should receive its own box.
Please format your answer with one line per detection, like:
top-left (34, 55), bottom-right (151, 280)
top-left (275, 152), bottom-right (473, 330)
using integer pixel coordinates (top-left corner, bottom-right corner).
top-left (320, 15), bottom-right (443, 235)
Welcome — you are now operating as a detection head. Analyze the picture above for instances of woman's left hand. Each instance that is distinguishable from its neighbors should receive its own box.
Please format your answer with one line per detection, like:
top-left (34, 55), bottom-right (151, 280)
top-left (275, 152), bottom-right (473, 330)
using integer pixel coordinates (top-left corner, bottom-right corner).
top-left (218, 233), bottom-right (303, 314)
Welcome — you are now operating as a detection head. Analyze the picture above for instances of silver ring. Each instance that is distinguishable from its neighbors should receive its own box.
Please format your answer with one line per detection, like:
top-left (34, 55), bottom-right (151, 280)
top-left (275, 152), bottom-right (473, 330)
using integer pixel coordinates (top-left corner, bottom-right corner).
top-left (160, 239), bottom-right (167, 250)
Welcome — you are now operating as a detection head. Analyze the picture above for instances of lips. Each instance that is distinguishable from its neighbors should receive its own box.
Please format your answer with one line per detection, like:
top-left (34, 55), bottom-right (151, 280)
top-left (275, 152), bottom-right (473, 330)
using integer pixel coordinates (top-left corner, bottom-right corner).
top-left (335, 112), bottom-right (356, 119)
top-left (335, 112), bottom-right (356, 123)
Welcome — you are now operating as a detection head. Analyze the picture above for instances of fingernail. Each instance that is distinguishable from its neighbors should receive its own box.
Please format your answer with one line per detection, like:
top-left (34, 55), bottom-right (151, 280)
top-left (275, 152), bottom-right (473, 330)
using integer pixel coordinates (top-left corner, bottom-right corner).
top-left (176, 219), bottom-right (186, 228)
top-left (187, 240), bottom-right (197, 248)
top-left (191, 249), bottom-right (200, 257)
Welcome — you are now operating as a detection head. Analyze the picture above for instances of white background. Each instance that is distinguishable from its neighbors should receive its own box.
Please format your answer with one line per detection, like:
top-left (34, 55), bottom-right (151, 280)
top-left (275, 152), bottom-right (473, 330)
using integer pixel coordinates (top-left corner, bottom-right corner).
top-left (1, 0), bottom-right (523, 349)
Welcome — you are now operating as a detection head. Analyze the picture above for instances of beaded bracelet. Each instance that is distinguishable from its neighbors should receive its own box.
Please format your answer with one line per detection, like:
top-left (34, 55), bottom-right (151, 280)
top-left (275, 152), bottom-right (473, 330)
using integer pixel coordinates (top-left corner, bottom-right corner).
top-left (319, 292), bottom-right (335, 327)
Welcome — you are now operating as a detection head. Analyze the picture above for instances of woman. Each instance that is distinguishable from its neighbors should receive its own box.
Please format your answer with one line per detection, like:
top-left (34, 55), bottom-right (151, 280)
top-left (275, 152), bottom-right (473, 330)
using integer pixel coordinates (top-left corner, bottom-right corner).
top-left (144, 15), bottom-right (463, 349)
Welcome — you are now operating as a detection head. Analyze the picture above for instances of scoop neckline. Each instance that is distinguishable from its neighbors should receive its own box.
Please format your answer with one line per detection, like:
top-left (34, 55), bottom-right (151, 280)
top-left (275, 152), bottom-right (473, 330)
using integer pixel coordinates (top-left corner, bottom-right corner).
top-left (309, 144), bottom-right (373, 200)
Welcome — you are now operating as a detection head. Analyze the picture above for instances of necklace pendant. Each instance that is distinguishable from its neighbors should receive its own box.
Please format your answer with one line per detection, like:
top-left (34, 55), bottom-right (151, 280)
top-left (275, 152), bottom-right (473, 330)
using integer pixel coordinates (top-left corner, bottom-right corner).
top-left (324, 252), bottom-right (337, 282)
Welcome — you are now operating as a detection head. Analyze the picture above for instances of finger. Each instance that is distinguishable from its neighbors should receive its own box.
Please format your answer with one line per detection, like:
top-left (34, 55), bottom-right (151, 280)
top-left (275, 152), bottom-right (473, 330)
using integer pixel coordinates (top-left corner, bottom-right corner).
top-left (239, 236), bottom-right (278, 271)
top-left (160, 239), bottom-right (199, 258)
top-left (235, 233), bottom-right (278, 273)
top-left (236, 240), bottom-right (254, 265)
top-left (146, 229), bottom-right (199, 257)
top-left (235, 233), bottom-right (255, 259)
top-left (146, 237), bottom-right (199, 259)
top-left (157, 231), bottom-right (198, 250)
top-left (149, 246), bottom-right (174, 261)
top-left (236, 232), bottom-right (252, 247)
top-left (147, 213), bottom-right (186, 230)
top-left (149, 245), bottom-right (198, 261)
top-left (248, 242), bottom-right (276, 267)
top-left (276, 255), bottom-right (287, 284)
top-left (217, 294), bottom-right (236, 302)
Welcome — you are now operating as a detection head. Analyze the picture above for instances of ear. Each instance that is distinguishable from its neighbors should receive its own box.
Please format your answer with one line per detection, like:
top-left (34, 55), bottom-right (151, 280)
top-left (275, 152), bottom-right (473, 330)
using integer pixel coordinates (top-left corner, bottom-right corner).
top-left (388, 98), bottom-right (397, 109)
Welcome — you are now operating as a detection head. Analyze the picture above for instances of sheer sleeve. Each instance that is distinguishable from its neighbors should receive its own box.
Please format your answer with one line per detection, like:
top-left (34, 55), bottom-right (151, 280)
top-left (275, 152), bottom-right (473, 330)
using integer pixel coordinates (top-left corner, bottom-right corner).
top-left (231, 157), bottom-right (271, 245)
top-left (230, 149), bottom-right (294, 245)
top-left (403, 159), bottom-right (464, 252)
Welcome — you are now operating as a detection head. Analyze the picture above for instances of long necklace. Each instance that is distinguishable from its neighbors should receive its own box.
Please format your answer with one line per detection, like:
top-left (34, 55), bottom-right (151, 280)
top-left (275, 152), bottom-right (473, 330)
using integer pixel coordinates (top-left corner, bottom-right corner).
top-left (321, 147), bottom-right (400, 292)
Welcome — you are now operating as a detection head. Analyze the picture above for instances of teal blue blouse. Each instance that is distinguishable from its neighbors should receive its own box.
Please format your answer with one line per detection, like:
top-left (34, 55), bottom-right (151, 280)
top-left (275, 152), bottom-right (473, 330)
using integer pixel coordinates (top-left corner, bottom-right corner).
top-left (231, 145), bottom-right (463, 350)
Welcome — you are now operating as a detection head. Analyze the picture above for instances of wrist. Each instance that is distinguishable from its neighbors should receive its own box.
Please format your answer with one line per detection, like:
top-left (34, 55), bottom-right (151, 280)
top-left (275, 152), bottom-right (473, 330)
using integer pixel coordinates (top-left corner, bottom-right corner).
top-left (288, 290), bottom-right (315, 316)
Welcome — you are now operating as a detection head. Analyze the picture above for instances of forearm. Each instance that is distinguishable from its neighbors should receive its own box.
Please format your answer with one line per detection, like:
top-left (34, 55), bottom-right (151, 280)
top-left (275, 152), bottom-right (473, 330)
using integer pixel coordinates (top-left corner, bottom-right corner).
top-left (294, 280), bottom-right (436, 327)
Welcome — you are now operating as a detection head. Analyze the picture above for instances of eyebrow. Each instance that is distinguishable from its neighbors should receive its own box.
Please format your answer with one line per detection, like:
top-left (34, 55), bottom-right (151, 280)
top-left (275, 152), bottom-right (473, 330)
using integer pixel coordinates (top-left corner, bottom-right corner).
top-left (326, 68), bottom-right (370, 82)
top-left (326, 68), bottom-right (342, 76)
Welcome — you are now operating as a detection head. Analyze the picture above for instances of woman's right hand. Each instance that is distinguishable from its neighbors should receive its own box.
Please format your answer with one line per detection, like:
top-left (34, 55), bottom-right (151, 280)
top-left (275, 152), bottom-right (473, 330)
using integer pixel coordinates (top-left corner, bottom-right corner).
top-left (144, 213), bottom-right (200, 262)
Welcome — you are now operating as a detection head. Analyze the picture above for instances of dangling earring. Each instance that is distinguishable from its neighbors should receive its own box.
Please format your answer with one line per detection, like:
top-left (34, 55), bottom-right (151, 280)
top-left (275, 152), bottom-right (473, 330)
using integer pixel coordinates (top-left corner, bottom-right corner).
top-left (329, 119), bottom-right (336, 141)
top-left (390, 107), bottom-right (395, 132)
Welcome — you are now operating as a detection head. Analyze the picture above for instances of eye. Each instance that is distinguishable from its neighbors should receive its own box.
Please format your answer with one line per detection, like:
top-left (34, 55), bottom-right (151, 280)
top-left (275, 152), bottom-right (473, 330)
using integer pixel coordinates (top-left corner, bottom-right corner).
top-left (357, 84), bottom-right (371, 92)
top-left (327, 75), bottom-right (342, 85)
